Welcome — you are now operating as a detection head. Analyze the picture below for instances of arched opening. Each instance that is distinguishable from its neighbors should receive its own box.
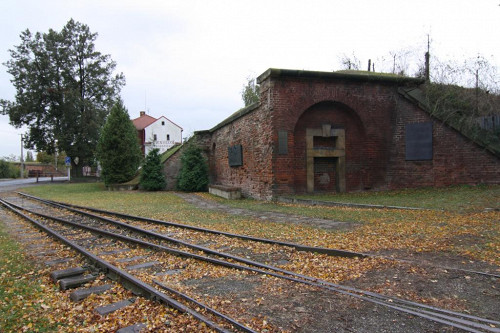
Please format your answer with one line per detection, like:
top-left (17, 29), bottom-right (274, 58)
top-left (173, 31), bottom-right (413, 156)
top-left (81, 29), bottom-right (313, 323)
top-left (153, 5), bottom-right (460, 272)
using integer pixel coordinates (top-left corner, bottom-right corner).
top-left (293, 101), bottom-right (367, 193)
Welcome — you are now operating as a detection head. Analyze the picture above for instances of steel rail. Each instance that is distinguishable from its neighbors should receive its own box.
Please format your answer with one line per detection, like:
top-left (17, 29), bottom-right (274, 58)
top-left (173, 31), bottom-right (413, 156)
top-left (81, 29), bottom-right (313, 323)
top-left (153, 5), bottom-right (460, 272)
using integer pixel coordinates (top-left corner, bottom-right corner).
top-left (0, 198), bottom-right (254, 333)
top-left (6, 198), bottom-right (500, 333)
top-left (17, 192), bottom-right (364, 257)
top-left (13, 195), bottom-right (500, 329)
top-left (18, 192), bottom-right (500, 280)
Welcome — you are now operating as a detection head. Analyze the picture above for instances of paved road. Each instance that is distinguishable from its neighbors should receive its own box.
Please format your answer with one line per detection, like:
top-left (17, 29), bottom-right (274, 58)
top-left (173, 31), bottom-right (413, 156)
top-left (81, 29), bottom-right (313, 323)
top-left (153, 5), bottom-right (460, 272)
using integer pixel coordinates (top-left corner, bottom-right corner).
top-left (0, 177), bottom-right (68, 192)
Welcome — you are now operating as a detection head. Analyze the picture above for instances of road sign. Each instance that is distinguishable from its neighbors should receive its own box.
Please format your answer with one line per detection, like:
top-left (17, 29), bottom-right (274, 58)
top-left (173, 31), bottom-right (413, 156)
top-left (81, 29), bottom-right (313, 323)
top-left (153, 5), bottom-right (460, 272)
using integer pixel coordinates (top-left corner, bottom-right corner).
top-left (65, 157), bottom-right (71, 166)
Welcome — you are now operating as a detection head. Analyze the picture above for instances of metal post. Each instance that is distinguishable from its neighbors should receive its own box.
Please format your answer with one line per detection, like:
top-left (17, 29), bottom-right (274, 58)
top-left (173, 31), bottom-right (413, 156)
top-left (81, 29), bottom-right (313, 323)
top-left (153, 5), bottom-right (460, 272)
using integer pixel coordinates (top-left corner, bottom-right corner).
top-left (54, 140), bottom-right (58, 171)
top-left (20, 134), bottom-right (24, 178)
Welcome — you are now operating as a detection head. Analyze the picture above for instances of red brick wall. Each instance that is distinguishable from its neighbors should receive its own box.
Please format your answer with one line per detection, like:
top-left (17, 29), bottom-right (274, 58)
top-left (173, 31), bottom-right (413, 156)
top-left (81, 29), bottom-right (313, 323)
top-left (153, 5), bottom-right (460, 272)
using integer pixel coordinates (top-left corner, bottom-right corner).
top-left (387, 99), bottom-right (500, 188)
top-left (205, 105), bottom-right (275, 200)
top-left (202, 71), bottom-right (500, 199)
top-left (270, 77), bottom-right (399, 194)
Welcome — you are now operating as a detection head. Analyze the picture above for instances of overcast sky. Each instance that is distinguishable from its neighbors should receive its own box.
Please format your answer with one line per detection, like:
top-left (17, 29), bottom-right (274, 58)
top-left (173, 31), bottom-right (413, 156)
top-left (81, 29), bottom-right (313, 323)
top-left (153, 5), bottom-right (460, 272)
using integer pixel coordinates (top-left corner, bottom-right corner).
top-left (1, 0), bottom-right (499, 159)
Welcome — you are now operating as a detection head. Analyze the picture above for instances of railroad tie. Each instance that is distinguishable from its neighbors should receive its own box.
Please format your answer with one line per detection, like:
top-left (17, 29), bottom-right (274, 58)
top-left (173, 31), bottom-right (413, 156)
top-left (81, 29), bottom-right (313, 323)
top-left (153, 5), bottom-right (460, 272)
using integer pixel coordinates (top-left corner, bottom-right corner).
top-left (59, 274), bottom-right (96, 291)
top-left (154, 269), bottom-right (183, 277)
top-left (45, 257), bottom-right (75, 266)
top-left (95, 298), bottom-right (135, 316)
top-left (50, 266), bottom-right (87, 282)
top-left (70, 284), bottom-right (113, 302)
top-left (116, 255), bottom-right (148, 263)
top-left (116, 323), bottom-right (147, 333)
top-left (125, 261), bottom-right (160, 271)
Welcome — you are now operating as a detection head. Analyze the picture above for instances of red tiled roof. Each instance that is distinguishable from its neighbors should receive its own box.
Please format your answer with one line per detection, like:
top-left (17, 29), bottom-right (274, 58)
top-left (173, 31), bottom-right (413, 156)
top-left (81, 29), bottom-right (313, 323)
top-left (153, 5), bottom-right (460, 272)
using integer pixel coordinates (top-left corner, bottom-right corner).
top-left (132, 113), bottom-right (157, 130)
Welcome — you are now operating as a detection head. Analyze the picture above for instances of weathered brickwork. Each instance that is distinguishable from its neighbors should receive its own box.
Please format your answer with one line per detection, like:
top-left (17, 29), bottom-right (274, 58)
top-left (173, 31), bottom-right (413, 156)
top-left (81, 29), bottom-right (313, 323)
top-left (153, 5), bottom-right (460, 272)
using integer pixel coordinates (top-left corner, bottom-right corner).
top-left (202, 104), bottom-right (275, 200)
top-left (194, 69), bottom-right (499, 200)
top-left (387, 99), bottom-right (500, 188)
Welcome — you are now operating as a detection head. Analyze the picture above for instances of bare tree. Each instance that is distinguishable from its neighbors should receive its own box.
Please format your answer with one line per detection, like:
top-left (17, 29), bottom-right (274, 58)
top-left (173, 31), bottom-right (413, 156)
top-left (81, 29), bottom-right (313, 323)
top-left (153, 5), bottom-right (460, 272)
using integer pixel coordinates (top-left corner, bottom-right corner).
top-left (339, 53), bottom-right (361, 70)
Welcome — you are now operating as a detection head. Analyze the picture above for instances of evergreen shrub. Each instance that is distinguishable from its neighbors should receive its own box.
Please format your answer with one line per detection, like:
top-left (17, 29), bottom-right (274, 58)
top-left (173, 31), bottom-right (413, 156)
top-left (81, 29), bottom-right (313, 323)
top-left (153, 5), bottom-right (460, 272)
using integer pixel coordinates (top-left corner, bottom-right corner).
top-left (97, 99), bottom-right (143, 185)
top-left (176, 143), bottom-right (208, 192)
top-left (140, 149), bottom-right (166, 191)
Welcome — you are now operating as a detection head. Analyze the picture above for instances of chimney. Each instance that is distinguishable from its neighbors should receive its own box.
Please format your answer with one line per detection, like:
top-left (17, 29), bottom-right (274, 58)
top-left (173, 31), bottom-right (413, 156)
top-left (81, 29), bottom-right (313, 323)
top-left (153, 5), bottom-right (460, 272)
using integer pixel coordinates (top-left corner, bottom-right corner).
top-left (140, 111), bottom-right (145, 117)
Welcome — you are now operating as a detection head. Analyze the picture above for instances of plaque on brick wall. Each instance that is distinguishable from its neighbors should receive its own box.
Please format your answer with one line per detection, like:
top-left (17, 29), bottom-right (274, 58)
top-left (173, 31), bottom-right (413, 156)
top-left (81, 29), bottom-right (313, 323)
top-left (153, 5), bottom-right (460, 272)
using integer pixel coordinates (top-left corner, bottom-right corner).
top-left (405, 122), bottom-right (433, 161)
top-left (278, 130), bottom-right (288, 155)
top-left (228, 145), bottom-right (243, 167)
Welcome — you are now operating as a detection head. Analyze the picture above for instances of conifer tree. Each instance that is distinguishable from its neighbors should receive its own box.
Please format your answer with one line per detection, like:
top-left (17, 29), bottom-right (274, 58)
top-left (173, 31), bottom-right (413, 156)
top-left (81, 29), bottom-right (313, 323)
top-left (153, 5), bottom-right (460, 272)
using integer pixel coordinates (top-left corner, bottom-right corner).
top-left (97, 99), bottom-right (142, 185)
top-left (140, 148), bottom-right (166, 191)
top-left (2, 19), bottom-right (125, 174)
top-left (176, 143), bottom-right (208, 192)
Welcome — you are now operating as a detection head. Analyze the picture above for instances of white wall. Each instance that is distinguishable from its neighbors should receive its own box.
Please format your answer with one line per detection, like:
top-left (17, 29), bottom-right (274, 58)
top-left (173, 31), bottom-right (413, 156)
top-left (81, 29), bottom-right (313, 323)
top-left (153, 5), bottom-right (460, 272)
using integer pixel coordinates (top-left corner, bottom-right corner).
top-left (144, 117), bottom-right (182, 155)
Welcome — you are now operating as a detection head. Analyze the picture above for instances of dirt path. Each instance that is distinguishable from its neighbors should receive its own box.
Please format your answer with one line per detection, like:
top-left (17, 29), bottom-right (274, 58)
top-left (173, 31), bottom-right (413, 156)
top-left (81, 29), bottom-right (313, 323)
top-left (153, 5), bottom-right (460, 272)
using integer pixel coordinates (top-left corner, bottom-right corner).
top-left (174, 192), bottom-right (354, 230)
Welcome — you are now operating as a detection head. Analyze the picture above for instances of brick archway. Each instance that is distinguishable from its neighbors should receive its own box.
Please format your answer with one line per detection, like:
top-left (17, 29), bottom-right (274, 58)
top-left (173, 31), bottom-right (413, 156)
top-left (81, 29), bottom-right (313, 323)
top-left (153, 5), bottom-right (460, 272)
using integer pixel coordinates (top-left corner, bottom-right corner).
top-left (306, 124), bottom-right (346, 193)
top-left (293, 101), bottom-right (367, 193)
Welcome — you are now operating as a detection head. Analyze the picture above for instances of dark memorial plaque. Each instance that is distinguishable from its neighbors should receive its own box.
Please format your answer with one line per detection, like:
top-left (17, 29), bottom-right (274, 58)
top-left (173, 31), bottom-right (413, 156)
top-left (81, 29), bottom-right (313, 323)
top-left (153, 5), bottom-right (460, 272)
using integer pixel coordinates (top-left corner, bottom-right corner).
top-left (228, 145), bottom-right (243, 167)
top-left (405, 122), bottom-right (433, 161)
top-left (278, 130), bottom-right (288, 155)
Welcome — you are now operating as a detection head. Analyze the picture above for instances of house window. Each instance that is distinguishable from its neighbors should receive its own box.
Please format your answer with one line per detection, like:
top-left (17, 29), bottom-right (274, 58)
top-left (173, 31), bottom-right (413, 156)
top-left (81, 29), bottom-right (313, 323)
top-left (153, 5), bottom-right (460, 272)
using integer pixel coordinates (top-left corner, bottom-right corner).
top-left (167, 134), bottom-right (170, 141)
top-left (153, 134), bottom-right (157, 141)
top-left (162, 121), bottom-right (165, 126)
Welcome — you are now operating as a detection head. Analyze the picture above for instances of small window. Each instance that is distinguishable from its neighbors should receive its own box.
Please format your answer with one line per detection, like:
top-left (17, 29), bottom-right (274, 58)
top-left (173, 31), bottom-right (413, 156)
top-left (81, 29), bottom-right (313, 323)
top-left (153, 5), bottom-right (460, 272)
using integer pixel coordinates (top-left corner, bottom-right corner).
top-left (161, 121), bottom-right (165, 126)
top-left (166, 134), bottom-right (170, 141)
top-left (153, 134), bottom-right (157, 141)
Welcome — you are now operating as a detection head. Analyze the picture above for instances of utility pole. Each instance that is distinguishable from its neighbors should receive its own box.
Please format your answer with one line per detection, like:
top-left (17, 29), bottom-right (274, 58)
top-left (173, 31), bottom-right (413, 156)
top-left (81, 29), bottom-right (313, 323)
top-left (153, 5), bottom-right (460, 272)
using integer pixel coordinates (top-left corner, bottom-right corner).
top-left (54, 139), bottom-right (58, 171)
top-left (20, 134), bottom-right (24, 178)
top-left (425, 34), bottom-right (430, 83)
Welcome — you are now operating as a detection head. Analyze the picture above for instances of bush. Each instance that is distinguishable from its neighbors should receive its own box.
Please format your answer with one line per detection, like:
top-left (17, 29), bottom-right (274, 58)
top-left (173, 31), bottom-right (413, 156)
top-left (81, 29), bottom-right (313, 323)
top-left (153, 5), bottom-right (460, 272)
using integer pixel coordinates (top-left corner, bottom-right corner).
top-left (176, 144), bottom-right (208, 192)
top-left (140, 149), bottom-right (166, 191)
top-left (0, 160), bottom-right (20, 178)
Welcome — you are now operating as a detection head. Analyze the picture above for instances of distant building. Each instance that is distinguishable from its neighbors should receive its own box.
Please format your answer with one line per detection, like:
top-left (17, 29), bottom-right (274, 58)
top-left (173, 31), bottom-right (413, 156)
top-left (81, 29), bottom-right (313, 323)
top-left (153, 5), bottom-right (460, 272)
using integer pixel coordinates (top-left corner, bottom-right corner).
top-left (132, 111), bottom-right (183, 156)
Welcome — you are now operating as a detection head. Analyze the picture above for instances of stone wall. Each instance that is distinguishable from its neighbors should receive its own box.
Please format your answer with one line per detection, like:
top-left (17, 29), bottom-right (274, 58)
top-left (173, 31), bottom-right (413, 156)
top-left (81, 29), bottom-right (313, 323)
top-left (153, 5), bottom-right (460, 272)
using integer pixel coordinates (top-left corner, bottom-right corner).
top-left (162, 147), bottom-right (182, 191)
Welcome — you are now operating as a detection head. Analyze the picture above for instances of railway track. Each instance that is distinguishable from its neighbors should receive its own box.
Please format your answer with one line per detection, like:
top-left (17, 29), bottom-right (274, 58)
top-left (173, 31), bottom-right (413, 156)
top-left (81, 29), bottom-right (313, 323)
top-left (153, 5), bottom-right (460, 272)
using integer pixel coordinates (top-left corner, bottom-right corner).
top-left (1, 193), bottom-right (499, 332)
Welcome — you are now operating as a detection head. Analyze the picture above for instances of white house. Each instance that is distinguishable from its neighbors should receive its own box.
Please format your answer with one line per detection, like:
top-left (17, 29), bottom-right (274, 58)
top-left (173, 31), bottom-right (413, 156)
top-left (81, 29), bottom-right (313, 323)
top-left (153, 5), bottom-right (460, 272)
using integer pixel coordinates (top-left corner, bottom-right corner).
top-left (132, 111), bottom-right (183, 156)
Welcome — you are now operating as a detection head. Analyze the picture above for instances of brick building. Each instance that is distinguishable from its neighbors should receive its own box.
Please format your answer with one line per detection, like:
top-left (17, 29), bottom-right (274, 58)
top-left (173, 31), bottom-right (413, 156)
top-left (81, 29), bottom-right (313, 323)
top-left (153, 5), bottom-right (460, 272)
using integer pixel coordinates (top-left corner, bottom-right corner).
top-left (191, 68), bottom-right (500, 200)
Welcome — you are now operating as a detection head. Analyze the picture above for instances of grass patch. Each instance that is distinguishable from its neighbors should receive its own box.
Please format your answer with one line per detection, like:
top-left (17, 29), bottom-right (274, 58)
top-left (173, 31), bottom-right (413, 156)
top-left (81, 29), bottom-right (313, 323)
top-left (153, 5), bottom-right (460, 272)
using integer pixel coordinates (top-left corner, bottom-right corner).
top-left (0, 223), bottom-right (61, 332)
top-left (290, 185), bottom-right (500, 212)
top-left (19, 183), bottom-right (500, 266)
